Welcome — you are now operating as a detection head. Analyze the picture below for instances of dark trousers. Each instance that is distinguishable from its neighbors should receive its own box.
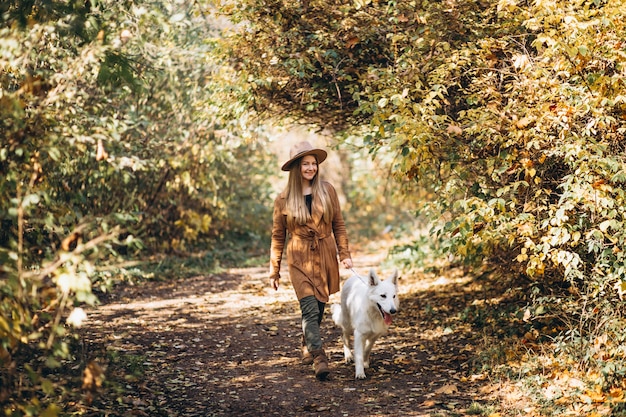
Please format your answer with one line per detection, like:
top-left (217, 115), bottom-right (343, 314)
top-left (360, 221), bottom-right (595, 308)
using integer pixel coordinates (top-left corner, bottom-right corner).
top-left (299, 295), bottom-right (326, 351)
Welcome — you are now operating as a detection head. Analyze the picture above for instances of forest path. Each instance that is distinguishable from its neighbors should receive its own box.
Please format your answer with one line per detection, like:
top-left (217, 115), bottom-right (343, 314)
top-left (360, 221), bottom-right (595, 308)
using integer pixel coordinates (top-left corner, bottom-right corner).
top-left (82, 245), bottom-right (517, 416)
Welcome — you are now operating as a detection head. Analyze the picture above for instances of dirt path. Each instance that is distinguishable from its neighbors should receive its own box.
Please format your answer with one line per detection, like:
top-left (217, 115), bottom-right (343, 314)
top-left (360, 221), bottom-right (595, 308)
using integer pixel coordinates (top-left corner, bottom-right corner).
top-left (82, 249), bottom-right (511, 416)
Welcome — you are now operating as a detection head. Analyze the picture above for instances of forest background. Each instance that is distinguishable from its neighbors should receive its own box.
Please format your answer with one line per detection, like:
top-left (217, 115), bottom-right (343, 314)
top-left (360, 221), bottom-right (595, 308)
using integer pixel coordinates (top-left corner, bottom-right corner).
top-left (2, 0), bottom-right (626, 415)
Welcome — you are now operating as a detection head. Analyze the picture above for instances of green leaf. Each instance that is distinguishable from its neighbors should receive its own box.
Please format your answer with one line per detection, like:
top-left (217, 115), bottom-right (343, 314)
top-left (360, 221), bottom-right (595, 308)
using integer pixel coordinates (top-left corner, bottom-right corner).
top-left (45, 357), bottom-right (61, 369)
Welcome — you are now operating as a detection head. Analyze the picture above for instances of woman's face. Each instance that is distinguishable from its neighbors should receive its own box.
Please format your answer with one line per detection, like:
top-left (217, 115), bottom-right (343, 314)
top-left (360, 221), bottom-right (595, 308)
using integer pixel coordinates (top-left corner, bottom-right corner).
top-left (300, 155), bottom-right (318, 182)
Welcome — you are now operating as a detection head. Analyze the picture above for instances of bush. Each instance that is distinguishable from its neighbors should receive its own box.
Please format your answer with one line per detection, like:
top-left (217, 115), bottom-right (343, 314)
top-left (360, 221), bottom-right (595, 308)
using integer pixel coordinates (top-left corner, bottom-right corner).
top-left (1, 0), bottom-right (274, 413)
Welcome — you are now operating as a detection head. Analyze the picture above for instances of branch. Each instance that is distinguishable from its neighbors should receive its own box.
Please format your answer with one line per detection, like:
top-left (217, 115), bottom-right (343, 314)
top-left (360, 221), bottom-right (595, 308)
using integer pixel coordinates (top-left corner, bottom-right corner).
top-left (22, 227), bottom-right (120, 281)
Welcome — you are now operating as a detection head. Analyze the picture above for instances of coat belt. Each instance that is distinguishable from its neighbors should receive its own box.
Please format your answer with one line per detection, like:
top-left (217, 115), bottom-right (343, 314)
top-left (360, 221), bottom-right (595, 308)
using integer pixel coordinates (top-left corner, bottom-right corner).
top-left (291, 230), bottom-right (330, 250)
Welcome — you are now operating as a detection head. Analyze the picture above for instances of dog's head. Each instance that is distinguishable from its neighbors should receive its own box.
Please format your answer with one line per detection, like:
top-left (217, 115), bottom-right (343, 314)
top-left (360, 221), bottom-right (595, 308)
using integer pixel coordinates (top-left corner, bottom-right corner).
top-left (367, 268), bottom-right (399, 325)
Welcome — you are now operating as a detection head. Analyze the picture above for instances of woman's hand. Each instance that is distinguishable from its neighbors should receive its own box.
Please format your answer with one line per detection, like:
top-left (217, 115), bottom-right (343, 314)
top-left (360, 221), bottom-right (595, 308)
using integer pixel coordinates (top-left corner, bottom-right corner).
top-left (270, 277), bottom-right (280, 291)
top-left (341, 258), bottom-right (353, 269)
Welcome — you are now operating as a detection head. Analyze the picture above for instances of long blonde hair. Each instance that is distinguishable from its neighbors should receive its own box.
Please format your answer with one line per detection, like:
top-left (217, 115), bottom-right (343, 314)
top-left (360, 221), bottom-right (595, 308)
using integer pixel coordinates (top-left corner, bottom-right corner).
top-left (284, 157), bottom-right (333, 228)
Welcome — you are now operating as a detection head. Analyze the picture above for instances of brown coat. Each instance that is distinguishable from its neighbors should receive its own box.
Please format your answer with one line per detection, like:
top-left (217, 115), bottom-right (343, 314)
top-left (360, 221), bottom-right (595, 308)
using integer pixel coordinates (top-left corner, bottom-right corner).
top-left (270, 181), bottom-right (351, 303)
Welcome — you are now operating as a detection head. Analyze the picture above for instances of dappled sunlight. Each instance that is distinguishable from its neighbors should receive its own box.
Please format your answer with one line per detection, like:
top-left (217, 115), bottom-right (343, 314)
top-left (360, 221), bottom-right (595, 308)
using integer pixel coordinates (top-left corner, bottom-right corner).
top-left (81, 250), bottom-right (543, 416)
top-left (97, 296), bottom-right (206, 312)
top-left (400, 267), bottom-right (472, 293)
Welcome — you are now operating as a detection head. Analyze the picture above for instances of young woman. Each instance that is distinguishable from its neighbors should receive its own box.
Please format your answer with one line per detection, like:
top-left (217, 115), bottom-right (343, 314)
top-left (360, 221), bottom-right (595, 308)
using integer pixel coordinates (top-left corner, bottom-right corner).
top-left (269, 141), bottom-right (353, 380)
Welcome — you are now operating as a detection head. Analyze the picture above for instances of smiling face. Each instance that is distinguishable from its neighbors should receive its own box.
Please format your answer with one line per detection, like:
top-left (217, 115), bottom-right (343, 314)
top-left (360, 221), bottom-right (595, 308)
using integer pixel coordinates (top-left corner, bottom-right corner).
top-left (300, 155), bottom-right (318, 183)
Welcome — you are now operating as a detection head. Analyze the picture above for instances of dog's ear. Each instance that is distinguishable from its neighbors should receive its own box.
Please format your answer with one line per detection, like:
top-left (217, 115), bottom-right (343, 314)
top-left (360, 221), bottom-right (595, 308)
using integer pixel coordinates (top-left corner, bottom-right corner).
top-left (390, 268), bottom-right (399, 286)
top-left (368, 268), bottom-right (380, 286)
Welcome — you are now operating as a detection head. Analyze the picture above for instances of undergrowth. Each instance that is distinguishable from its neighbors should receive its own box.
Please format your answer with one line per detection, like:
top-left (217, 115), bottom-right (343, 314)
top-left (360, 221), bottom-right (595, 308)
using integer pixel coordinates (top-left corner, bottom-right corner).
top-left (390, 234), bottom-right (626, 416)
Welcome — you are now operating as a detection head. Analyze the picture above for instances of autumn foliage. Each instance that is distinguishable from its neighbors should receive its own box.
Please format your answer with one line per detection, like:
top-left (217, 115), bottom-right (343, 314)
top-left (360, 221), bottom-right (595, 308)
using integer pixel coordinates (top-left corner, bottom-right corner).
top-left (3, 0), bottom-right (626, 414)
top-left (222, 0), bottom-right (626, 409)
top-left (1, 0), bottom-right (273, 414)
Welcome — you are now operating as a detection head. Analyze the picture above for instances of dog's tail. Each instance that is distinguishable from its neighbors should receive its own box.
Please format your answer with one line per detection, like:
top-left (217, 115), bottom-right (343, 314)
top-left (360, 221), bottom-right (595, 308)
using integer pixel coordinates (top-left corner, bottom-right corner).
top-left (330, 304), bottom-right (342, 326)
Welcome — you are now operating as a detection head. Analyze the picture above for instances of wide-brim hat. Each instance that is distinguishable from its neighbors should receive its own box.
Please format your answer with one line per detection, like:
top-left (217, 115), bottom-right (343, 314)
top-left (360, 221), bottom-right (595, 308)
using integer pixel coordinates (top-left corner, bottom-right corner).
top-left (281, 141), bottom-right (328, 171)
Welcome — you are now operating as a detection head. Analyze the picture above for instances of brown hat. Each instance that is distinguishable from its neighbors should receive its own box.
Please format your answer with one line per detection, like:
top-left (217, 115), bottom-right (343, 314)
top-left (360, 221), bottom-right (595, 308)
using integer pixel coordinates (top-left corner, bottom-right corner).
top-left (281, 141), bottom-right (328, 171)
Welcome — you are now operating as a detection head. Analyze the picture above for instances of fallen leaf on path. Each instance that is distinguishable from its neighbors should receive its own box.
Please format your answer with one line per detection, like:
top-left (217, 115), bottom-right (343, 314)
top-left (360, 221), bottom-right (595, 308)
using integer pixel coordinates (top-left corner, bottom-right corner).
top-left (581, 389), bottom-right (606, 403)
top-left (393, 355), bottom-right (412, 364)
top-left (479, 384), bottom-right (498, 394)
top-left (82, 361), bottom-right (104, 391)
top-left (435, 384), bottom-right (458, 395)
top-left (609, 387), bottom-right (624, 401)
top-left (567, 377), bottom-right (585, 389)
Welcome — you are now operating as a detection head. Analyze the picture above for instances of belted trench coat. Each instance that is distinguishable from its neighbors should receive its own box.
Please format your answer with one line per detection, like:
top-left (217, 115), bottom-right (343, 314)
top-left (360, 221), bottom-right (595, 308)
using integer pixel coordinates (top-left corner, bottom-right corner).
top-left (270, 181), bottom-right (351, 303)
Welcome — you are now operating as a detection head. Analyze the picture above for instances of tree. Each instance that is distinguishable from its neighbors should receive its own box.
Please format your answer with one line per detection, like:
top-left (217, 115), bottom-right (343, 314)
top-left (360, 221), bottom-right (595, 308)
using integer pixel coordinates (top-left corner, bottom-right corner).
top-left (222, 0), bottom-right (626, 387)
top-left (1, 0), bottom-right (274, 412)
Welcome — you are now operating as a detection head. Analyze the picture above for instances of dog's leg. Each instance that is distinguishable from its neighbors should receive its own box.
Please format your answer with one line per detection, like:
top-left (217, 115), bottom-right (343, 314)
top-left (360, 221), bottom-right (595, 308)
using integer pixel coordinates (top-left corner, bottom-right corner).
top-left (363, 336), bottom-right (379, 369)
top-left (353, 331), bottom-right (366, 379)
top-left (341, 328), bottom-right (353, 363)
top-left (363, 338), bottom-right (372, 369)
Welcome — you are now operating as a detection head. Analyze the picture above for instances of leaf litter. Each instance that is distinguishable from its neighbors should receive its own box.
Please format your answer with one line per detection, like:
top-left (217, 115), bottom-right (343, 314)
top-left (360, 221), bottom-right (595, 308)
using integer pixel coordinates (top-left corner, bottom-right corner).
top-left (77, 257), bottom-right (550, 416)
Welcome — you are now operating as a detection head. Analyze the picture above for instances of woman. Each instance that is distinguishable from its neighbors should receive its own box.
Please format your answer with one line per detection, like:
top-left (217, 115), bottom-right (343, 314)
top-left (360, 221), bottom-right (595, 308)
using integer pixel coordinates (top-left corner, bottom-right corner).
top-left (269, 141), bottom-right (353, 380)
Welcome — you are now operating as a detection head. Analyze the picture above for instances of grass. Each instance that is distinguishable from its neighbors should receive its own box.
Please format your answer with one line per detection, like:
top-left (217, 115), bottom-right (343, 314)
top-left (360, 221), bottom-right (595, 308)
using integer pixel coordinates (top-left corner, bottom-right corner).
top-left (465, 402), bottom-right (494, 415)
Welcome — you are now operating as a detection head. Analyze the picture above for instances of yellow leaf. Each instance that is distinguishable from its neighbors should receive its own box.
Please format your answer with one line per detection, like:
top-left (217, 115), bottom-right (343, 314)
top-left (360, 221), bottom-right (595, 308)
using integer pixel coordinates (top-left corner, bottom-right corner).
top-left (516, 116), bottom-right (534, 128)
top-left (82, 361), bottom-right (104, 391)
top-left (201, 214), bottom-right (212, 233)
top-left (586, 389), bottom-right (606, 403)
top-left (40, 404), bottom-right (60, 417)
top-left (393, 355), bottom-right (412, 365)
top-left (0, 316), bottom-right (10, 333)
top-left (609, 387), bottom-right (624, 401)
top-left (435, 384), bottom-right (458, 395)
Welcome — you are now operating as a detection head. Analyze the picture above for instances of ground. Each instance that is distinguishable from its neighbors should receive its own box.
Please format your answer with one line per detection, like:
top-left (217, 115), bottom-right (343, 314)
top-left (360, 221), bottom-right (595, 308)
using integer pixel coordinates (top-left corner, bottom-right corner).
top-left (80, 246), bottom-right (525, 417)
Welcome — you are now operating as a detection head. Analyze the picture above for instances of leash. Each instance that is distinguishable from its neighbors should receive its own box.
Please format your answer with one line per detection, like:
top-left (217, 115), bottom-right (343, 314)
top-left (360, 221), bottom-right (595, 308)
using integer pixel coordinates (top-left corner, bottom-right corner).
top-left (349, 267), bottom-right (370, 286)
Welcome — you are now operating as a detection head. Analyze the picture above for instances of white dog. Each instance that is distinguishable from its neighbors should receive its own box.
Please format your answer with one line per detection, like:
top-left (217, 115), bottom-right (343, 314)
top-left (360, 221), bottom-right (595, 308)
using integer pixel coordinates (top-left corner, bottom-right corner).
top-left (331, 268), bottom-right (399, 379)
